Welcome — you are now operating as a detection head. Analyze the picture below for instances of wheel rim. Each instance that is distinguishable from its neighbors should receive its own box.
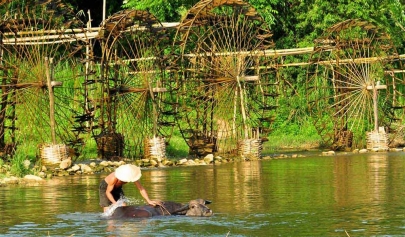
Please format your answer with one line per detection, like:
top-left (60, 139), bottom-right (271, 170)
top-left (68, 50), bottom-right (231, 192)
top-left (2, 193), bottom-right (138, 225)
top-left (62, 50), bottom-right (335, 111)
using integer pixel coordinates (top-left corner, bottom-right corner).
top-left (0, 1), bottom-right (85, 154)
top-left (306, 19), bottom-right (405, 149)
top-left (174, 0), bottom-right (277, 155)
top-left (98, 10), bottom-right (176, 158)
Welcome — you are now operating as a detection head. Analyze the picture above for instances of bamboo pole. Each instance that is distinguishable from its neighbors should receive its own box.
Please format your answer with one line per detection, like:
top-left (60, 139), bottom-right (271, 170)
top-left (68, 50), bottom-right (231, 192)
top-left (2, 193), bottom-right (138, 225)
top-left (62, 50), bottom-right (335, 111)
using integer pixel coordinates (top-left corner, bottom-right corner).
top-left (3, 28), bottom-right (101, 36)
top-left (85, 10), bottom-right (93, 129)
top-left (0, 32), bottom-right (5, 147)
top-left (147, 75), bottom-right (158, 137)
top-left (45, 57), bottom-right (57, 145)
top-left (373, 84), bottom-right (378, 132)
top-left (2, 31), bottom-right (99, 45)
top-left (2, 22), bottom-right (405, 67)
top-left (3, 26), bottom-right (405, 70)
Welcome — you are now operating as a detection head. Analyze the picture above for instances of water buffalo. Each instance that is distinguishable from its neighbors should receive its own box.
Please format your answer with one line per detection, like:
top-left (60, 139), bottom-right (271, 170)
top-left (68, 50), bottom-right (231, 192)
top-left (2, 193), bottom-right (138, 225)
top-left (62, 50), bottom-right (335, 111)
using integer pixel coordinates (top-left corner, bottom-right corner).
top-left (108, 199), bottom-right (213, 219)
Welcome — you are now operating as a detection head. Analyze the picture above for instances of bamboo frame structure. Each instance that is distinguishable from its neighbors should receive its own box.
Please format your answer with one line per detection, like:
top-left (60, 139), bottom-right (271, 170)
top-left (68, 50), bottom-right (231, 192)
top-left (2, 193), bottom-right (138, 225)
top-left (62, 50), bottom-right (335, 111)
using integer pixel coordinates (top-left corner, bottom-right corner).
top-left (306, 19), bottom-right (405, 150)
top-left (1, 0), bottom-right (405, 160)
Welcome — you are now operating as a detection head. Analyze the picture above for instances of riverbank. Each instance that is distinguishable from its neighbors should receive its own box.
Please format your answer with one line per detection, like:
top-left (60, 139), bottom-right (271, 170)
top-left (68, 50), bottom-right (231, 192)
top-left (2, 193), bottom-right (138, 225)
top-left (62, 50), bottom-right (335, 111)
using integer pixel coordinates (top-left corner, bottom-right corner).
top-left (0, 130), bottom-right (320, 184)
top-left (2, 146), bottom-right (404, 186)
top-left (0, 154), bottom-right (266, 186)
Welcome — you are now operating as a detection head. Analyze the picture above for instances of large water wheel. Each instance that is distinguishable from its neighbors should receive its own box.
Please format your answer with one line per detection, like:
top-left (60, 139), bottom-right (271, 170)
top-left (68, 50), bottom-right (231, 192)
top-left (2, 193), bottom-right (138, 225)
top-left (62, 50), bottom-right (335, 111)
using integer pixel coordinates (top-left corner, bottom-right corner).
top-left (0, 0), bottom-right (87, 159)
top-left (306, 19), bottom-right (405, 150)
top-left (97, 10), bottom-right (176, 159)
top-left (172, 0), bottom-right (277, 157)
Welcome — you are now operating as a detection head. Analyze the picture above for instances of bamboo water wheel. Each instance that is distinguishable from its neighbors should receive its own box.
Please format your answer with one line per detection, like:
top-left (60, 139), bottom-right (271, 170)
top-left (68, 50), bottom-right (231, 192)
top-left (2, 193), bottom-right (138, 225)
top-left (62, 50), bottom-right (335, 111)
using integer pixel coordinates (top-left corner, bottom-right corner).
top-left (97, 10), bottom-right (176, 159)
top-left (0, 0), bottom-right (87, 160)
top-left (173, 0), bottom-right (277, 157)
top-left (306, 19), bottom-right (405, 150)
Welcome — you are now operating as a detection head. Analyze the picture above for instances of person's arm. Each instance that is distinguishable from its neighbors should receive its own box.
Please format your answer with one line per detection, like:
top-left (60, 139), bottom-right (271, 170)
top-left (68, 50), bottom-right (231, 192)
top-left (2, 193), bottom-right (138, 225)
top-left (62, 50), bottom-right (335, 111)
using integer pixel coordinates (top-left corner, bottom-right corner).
top-left (134, 180), bottom-right (161, 206)
top-left (105, 178), bottom-right (118, 204)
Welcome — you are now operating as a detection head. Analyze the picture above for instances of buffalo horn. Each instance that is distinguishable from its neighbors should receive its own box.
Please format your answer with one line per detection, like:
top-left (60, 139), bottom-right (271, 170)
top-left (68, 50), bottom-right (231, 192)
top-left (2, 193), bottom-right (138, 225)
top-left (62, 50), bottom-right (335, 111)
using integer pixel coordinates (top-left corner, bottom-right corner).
top-left (173, 204), bottom-right (189, 214)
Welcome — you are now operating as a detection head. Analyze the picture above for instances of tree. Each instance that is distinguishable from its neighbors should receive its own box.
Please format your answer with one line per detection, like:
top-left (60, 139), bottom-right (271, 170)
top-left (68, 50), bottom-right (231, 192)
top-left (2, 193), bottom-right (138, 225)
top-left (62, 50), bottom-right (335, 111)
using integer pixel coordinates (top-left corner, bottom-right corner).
top-left (123, 0), bottom-right (196, 22)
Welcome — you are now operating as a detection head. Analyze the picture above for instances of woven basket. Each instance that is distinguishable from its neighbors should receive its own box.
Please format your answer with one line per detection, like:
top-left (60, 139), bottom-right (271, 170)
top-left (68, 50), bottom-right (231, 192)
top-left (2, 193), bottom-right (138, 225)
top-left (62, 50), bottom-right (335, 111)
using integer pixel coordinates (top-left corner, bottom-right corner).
top-left (40, 143), bottom-right (69, 164)
top-left (366, 129), bottom-right (389, 150)
top-left (238, 138), bottom-right (263, 158)
top-left (144, 137), bottom-right (166, 160)
top-left (96, 132), bottom-right (124, 159)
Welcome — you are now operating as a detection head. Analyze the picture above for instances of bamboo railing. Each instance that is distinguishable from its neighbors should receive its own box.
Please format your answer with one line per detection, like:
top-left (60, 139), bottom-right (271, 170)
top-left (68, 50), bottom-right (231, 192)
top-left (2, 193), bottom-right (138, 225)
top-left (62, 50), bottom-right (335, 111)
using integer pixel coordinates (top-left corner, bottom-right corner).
top-left (2, 24), bottom-right (405, 70)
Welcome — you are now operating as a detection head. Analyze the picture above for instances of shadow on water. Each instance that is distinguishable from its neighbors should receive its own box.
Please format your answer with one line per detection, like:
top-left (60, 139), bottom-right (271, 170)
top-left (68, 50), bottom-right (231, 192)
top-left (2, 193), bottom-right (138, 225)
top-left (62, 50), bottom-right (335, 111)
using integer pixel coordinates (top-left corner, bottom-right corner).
top-left (1, 151), bottom-right (405, 236)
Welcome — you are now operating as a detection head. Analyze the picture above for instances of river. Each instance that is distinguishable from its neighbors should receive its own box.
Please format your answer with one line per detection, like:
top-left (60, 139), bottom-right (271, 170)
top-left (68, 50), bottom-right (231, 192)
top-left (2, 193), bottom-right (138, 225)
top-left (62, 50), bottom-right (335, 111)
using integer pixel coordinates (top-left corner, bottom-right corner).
top-left (0, 151), bottom-right (404, 236)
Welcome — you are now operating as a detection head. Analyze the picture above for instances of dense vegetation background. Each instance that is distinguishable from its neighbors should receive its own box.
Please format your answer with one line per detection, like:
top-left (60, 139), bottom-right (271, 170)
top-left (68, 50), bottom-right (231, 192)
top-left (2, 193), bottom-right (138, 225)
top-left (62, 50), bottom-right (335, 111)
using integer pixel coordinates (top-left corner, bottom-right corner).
top-left (2, 0), bottom-right (405, 153)
top-left (77, 0), bottom-right (405, 49)
top-left (77, 0), bottom-right (405, 149)
top-left (1, 0), bottom-right (405, 177)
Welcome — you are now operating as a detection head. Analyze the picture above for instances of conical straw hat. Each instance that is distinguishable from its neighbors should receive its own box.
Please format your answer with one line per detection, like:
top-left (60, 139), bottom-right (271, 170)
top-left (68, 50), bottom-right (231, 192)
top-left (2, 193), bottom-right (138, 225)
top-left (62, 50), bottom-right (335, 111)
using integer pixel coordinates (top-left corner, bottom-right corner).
top-left (115, 164), bottom-right (142, 182)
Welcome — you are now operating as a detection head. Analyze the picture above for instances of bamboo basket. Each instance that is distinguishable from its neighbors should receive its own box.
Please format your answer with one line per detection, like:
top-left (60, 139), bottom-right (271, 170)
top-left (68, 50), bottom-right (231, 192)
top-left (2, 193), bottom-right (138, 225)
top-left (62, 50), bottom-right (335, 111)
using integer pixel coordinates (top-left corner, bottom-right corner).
top-left (187, 133), bottom-right (217, 157)
top-left (334, 130), bottom-right (353, 150)
top-left (238, 138), bottom-right (263, 159)
top-left (96, 132), bottom-right (125, 159)
top-left (144, 136), bottom-right (166, 160)
top-left (40, 143), bottom-right (69, 164)
top-left (366, 127), bottom-right (389, 150)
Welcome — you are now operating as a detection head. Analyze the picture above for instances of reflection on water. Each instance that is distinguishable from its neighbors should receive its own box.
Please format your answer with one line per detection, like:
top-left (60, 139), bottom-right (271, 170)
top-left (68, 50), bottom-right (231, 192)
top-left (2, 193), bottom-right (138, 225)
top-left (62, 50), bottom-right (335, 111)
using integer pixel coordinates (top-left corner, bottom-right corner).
top-left (1, 152), bottom-right (405, 236)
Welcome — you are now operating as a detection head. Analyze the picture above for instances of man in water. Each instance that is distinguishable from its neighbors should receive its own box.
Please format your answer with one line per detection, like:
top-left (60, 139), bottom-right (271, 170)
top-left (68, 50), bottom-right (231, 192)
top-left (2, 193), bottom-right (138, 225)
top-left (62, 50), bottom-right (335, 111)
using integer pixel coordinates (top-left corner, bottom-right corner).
top-left (99, 164), bottom-right (161, 212)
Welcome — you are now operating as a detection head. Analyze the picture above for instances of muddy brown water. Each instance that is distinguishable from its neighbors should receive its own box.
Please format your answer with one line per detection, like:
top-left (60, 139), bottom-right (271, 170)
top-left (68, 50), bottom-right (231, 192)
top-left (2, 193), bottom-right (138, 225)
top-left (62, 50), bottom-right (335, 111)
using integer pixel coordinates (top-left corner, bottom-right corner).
top-left (1, 151), bottom-right (405, 236)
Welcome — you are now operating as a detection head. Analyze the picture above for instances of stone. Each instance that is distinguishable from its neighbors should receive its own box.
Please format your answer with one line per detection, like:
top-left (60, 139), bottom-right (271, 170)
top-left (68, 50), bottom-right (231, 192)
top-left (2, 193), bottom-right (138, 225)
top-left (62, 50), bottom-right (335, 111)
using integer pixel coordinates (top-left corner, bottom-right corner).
top-left (322, 151), bottom-right (335, 156)
top-left (71, 164), bottom-right (81, 172)
top-left (158, 163), bottom-right (166, 168)
top-left (359, 149), bottom-right (368, 153)
top-left (178, 158), bottom-right (188, 165)
top-left (186, 160), bottom-right (196, 165)
top-left (60, 159), bottom-right (72, 170)
top-left (164, 160), bottom-right (173, 166)
top-left (38, 172), bottom-right (46, 178)
top-left (113, 161), bottom-right (121, 166)
top-left (119, 161), bottom-right (126, 166)
top-left (135, 160), bottom-right (143, 166)
top-left (3, 177), bottom-right (19, 184)
top-left (80, 164), bottom-right (92, 173)
top-left (100, 161), bottom-right (109, 167)
top-left (204, 154), bottom-right (214, 164)
top-left (23, 175), bottom-right (43, 181)
top-left (150, 160), bottom-right (158, 166)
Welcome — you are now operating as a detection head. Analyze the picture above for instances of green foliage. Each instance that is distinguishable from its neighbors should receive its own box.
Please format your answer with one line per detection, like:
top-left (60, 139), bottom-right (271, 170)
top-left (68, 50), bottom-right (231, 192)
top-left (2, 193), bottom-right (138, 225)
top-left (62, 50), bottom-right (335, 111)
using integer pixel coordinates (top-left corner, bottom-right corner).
top-left (291, 0), bottom-right (405, 48)
top-left (265, 119), bottom-right (320, 152)
top-left (166, 135), bottom-right (189, 158)
top-left (1, 0), bottom-right (405, 162)
top-left (245, 0), bottom-right (280, 26)
top-left (123, 0), bottom-right (196, 22)
top-left (9, 143), bottom-right (37, 177)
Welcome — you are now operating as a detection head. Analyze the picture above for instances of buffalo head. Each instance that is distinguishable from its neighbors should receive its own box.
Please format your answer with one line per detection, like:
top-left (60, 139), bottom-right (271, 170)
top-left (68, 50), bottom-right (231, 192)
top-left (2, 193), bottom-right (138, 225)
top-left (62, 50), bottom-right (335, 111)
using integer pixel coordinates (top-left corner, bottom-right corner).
top-left (173, 199), bottom-right (213, 217)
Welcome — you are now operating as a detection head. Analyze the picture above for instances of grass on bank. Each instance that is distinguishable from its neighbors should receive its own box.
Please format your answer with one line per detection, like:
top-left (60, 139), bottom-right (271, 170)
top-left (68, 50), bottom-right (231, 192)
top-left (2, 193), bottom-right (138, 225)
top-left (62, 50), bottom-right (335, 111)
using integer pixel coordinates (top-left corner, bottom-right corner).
top-left (264, 117), bottom-right (321, 153)
top-left (0, 120), bottom-right (321, 178)
top-left (264, 133), bottom-right (320, 152)
top-left (0, 141), bottom-right (39, 178)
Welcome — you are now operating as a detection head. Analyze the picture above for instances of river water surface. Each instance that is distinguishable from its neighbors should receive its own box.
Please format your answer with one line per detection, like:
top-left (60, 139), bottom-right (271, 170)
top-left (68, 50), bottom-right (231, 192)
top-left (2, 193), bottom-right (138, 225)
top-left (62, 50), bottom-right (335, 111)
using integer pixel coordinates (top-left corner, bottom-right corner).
top-left (1, 151), bottom-right (405, 236)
